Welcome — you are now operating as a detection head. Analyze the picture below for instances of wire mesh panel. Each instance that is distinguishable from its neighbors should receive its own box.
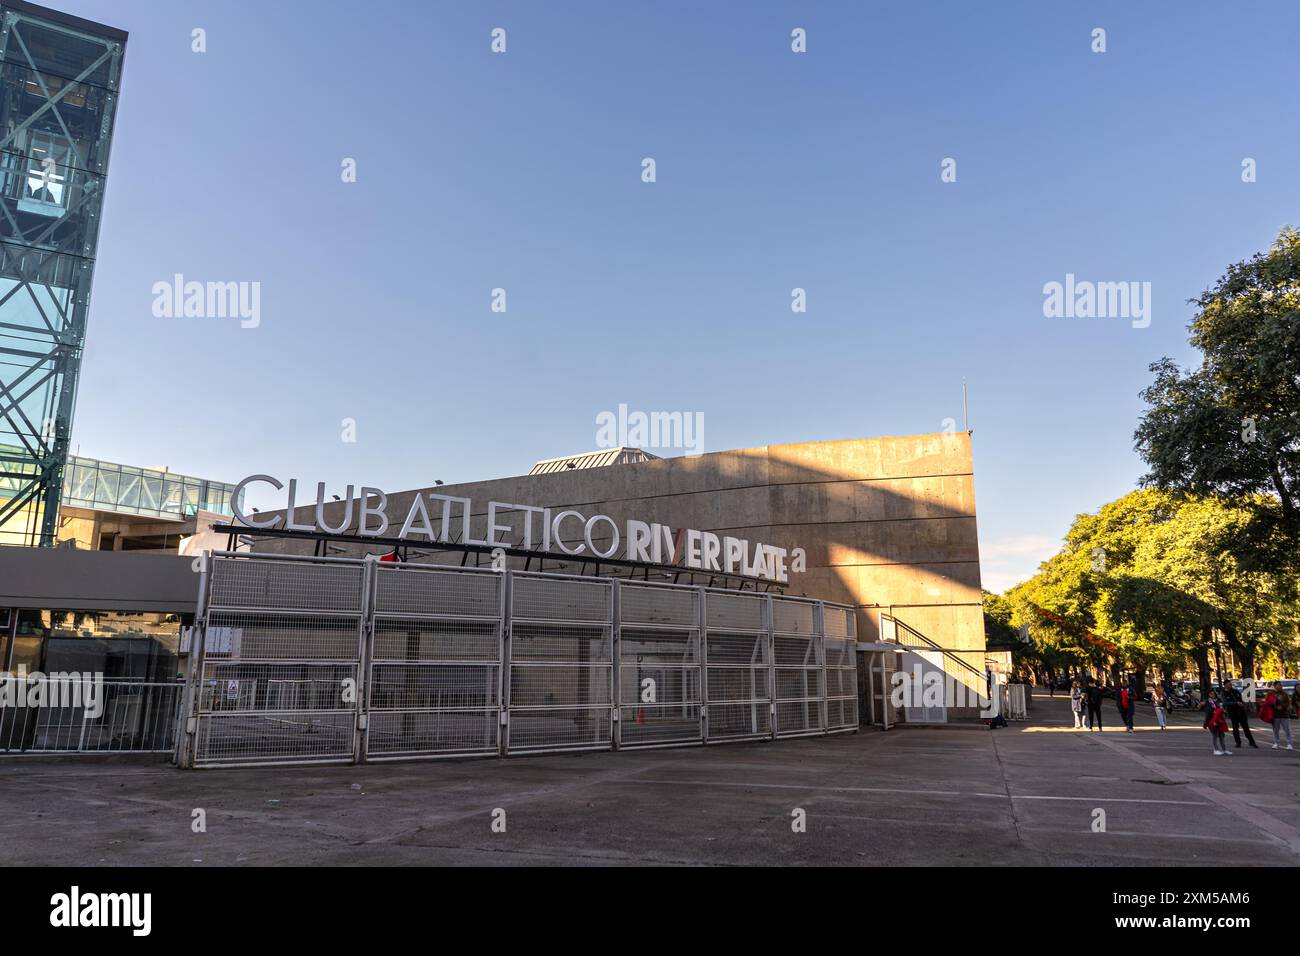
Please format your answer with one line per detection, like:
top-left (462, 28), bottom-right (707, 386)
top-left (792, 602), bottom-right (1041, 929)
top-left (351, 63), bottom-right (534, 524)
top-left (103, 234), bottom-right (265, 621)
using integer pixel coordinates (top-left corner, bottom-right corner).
top-left (619, 583), bottom-right (701, 746)
top-left (375, 563), bottom-right (500, 618)
top-left (826, 606), bottom-right (857, 642)
top-left (368, 565), bottom-right (501, 758)
top-left (180, 554), bottom-right (860, 768)
top-left (824, 604), bottom-right (859, 731)
top-left (773, 598), bottom-right (824, 737)
top-left (508, 574), bottom-right (613, 753)
top-left (191, 555), bottom-right (365, 766)
top-left (704, 590), bottom-right (771, 740)
top-left (209, 557), bottom-right (365, 613)
top-left (195, 711), bottom-right (356, 764)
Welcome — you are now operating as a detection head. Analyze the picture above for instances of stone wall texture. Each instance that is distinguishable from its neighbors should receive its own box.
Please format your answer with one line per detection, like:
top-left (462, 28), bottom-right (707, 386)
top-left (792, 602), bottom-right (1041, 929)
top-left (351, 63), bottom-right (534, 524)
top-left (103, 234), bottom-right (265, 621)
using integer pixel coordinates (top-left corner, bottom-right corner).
top-left (256, 432), bottom-right (983, 660)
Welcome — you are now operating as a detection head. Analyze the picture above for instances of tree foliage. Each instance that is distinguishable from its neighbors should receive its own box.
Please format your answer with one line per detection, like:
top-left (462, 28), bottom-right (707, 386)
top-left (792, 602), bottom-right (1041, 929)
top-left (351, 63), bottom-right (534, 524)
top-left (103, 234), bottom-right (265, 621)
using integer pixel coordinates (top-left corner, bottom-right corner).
top-left (995, 230), bottom-right (1300, 679)
top-left (995, 491), bottom-right (1299, 678)
top-left (1135, 227), bottom-right (1300, 533)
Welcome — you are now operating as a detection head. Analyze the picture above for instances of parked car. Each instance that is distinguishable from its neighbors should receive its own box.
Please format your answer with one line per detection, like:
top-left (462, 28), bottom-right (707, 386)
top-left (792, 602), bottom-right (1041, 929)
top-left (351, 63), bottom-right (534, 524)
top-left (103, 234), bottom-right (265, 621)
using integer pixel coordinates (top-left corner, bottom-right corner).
top-left (1259, 679), bottom-right (1300, 697)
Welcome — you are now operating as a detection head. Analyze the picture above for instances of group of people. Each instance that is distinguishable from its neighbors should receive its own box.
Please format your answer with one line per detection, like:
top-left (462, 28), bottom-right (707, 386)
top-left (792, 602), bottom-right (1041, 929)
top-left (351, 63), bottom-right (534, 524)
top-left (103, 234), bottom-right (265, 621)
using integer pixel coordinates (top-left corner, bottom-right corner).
top-left (1066, 678), bottom-right (1298, 756)
top-left (1202, 684), bottom-right (1295, 755)
top-left (1067, 679), bottom-right (1141, 733)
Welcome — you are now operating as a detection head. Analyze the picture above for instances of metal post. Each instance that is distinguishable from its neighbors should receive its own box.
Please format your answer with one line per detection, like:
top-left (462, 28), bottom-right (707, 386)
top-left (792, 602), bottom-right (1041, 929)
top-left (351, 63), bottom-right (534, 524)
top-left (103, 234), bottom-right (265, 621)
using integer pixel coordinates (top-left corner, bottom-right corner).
top-left (881, 656), bottom-right (892, 731)
top-left (499, 571), bottom-right (512, 756)
top-left (698, 587), bottom-right (709, 743)
top-left (816, 602), bottom-right (828, 735)
top-left (765, 593), bottom-right (776, 740)
top-left (177, 552), bottom-right (212, 768)
top-left (611, 579), bottom-right (621, 751)
top-left (2, 606), bottom-right (16, 672)
top-left (354, 555), bottom-right (376, 765)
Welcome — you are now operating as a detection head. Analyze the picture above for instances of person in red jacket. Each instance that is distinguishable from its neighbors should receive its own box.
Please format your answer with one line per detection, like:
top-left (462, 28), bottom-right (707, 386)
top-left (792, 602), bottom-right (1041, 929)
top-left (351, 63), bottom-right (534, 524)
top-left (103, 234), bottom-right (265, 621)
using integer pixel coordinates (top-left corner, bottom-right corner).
top-left (1203, 691), bottom-right (1231, 756)
top-left (1116, 681), bottom-right (1137, 733)
top-left (1262, 684), bottom-right (1295, 750)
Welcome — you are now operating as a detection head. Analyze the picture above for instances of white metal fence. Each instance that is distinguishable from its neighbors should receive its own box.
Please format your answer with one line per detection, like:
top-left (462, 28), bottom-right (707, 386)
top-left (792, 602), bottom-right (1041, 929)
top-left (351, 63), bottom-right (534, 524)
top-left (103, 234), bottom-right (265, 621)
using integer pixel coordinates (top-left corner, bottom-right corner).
top-left (1, 679), bottom-right (182, 753)
top-left (177, 552), bottom-right (859, 768)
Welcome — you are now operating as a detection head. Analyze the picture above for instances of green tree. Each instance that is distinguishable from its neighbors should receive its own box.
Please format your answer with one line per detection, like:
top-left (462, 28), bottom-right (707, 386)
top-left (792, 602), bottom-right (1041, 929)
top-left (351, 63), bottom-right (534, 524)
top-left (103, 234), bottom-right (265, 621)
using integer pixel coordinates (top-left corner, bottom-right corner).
top-left (1129, 495), bottom-right (1299, 677)
top-left (982, 589), bottom-right (1019, 646)
top-left (1135, 228), bottom-right (1300, 535)
top-left (985, 587), bottom-right (1080, 685)
top-left (1000, 490), bottom-right (1299, 689)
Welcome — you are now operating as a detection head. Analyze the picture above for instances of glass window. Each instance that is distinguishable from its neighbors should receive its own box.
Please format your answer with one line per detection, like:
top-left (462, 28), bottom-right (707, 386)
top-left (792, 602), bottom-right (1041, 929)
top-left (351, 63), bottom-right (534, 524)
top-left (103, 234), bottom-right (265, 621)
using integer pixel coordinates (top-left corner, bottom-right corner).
top-left (160, 478), bottom-right (182, 515)
top-left (118, 471), bottom-right (141, 510)
top-left (66, 461), bottom-right (95, 502)
top-left (94, 465), bottom-right (120, 506)
top-left (17, 132), bottom-right (74, 217)
top-left (16, 22), bottom-right (116, 92)
top-left (139, 475), bottom-right (161, 513)
top-left (19, 610), bottom-right (183, 681)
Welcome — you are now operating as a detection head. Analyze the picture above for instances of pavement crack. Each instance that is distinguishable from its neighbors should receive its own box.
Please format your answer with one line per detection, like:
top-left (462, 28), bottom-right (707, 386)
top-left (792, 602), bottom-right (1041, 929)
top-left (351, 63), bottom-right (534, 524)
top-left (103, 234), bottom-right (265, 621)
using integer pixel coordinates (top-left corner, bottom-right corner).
top-left (988, 731), bottom-right (1049, 864)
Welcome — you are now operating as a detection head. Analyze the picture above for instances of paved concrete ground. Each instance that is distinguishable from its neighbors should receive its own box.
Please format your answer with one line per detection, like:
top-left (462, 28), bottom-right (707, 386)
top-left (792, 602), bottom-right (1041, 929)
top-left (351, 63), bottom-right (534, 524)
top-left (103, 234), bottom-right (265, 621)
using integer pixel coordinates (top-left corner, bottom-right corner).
top-left (2, 693), bottom-right (1298, 865)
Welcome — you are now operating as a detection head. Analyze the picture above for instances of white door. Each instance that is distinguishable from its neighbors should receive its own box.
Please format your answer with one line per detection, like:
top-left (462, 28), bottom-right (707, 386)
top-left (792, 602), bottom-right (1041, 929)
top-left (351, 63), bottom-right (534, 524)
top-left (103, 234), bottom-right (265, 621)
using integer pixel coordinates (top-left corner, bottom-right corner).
top-left (901, 650), bottom-right (948, 724)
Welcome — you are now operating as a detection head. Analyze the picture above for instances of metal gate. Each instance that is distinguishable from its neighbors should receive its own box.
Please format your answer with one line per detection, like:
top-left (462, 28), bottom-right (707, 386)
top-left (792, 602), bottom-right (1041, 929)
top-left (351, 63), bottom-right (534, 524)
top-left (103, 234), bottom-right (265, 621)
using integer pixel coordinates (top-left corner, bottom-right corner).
top-left (178, 552), bottom-right (859, 768)
top-left (619, 582), bottom-right (702, 747)
top-left (366, 563), bottom-right (503, 760)
top-left (506, 573), bottom-right (613, 753)
top-left (703, 591), bottom-right (771, 741)
top-left (773, 598), bottom-right (823, 737)
top-left (183, 554), bottom-right (366, 767)
top-left (823, 604), bottom-right (859, 730)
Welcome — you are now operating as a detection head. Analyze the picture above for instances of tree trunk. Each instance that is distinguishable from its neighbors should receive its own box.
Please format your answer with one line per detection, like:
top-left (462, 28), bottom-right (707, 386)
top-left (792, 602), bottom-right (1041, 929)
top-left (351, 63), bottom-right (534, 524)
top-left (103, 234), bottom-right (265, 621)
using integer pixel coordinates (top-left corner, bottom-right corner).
top-left (1194, 636), bottom-right (1212, 700)
top-left (1268, 459), bottom-right (1297, 523)
top-left (1222, 624), bottom-right (1255, 678)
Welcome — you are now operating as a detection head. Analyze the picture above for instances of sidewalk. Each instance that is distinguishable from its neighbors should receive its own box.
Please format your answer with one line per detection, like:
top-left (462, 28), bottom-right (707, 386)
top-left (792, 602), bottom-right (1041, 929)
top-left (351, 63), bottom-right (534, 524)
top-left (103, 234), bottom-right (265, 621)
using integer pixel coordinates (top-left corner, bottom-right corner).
top-left (2, 696), bottom-right (1297, 865)
top-left (997, 692), bottom-right (1300, 861)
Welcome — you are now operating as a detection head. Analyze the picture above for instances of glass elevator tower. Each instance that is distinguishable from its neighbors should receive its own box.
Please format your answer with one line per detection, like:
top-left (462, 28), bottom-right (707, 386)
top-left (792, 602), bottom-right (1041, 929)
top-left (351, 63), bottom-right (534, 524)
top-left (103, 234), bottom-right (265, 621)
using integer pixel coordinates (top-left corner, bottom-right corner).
top-left (0, 1), bottom-right (124, 546)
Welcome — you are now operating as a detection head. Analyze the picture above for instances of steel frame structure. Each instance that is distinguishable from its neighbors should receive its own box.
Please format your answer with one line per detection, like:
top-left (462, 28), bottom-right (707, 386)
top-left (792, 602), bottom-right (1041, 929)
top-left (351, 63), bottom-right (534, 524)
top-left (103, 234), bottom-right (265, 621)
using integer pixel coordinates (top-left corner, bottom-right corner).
top-left (212, 522), bottom-right (793, 593)
top-left (0, 2), bottom-right (124, 546)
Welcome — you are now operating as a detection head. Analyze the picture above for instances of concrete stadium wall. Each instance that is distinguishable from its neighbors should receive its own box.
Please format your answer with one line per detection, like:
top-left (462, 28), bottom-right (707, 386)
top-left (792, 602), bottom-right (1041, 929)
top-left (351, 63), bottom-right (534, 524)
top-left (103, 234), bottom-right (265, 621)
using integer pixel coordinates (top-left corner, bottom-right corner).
top-left (253, 432), bottom-right (984, 660)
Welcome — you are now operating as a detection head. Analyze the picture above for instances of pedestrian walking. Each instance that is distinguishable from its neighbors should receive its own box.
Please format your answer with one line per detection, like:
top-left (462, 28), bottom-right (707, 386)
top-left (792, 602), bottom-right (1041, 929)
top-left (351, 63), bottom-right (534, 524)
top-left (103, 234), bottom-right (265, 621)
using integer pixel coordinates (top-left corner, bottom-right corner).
top-left (1152, 685), bottom-right (1168, 730)
top-left (1070, 680), bottom-right (1086, 729)
top-left (1262, 684), bottom-right (1295, 750)
top-left (1085, 680), bottom-right (1104, 731)
top-left (1203, 691), bottom-right (1231, 756)
top-left (1222, 683), bottom-right (1257, 748)
top-left (1117, 680), bottom-right (1136, 733)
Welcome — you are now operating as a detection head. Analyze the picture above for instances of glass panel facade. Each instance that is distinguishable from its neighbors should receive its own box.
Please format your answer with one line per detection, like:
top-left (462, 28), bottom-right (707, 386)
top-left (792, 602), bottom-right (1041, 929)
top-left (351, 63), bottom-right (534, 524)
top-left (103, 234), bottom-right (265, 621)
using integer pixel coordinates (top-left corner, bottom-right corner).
top-left (0, 5), bottom-right (125, 546)
top-left (9, 609), bottom-right (182, 681)
top-left (57, 455), bottom-right (239, 520)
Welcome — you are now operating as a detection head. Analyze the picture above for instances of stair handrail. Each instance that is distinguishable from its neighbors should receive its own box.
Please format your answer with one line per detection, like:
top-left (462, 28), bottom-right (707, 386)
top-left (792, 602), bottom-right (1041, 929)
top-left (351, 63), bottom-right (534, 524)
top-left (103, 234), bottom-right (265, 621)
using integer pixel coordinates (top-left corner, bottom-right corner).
top-left (880, 612), bottom-right (986, 681)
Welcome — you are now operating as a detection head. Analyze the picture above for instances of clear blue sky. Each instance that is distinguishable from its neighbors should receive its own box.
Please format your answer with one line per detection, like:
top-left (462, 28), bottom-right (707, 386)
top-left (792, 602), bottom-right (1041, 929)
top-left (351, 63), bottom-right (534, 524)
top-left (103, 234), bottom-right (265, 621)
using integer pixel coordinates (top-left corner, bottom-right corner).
top-left (59, 0), bottom-right (1300, 591)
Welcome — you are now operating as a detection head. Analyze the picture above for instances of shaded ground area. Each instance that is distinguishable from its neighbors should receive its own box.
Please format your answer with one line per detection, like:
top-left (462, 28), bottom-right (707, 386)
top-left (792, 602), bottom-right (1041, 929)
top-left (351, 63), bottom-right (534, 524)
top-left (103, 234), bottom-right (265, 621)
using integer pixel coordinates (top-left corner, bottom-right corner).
top-left (2, 694), bottom-right (1298, 865)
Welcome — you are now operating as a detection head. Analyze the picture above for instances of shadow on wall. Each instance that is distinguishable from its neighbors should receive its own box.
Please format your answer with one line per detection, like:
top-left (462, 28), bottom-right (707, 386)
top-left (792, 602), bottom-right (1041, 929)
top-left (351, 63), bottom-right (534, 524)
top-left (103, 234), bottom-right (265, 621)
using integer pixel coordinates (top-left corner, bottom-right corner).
top-left (249, 433), bottom-right (983, 658)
